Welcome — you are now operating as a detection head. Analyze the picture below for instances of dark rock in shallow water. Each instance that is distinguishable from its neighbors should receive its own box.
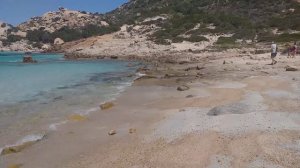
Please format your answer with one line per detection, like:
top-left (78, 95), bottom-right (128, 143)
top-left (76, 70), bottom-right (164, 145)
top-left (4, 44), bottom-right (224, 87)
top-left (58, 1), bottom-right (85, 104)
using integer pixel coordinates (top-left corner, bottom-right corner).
top-left (110, 56), bottom-right (118, 59)
top-left (23, 56), bottom-right (37, 63)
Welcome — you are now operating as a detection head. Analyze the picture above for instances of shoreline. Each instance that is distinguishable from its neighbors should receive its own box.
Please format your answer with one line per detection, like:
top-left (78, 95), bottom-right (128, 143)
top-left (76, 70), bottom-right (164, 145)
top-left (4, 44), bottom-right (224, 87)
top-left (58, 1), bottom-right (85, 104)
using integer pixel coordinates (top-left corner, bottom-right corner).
top-left (2, 51), bottom-right (300, 167)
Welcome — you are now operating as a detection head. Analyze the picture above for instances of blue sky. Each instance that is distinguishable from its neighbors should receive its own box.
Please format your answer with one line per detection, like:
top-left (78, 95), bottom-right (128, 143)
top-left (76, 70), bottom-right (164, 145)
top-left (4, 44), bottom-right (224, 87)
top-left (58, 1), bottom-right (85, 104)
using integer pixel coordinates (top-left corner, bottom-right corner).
top-left (0, 0), bottom-right (128, 25)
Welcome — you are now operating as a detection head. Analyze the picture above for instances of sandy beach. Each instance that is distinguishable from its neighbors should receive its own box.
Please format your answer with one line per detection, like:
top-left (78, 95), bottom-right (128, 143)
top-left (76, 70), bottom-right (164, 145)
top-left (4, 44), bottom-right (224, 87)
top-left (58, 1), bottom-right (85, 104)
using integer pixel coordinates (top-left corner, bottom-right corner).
top-left (1, 51), bottom-right (300, 168)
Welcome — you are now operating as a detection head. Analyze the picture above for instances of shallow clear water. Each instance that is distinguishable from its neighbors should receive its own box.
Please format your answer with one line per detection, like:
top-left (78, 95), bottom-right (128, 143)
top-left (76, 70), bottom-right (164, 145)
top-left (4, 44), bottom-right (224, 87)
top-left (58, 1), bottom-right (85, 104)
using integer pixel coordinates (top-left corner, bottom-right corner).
top-left (0, 52), bottom-right (139, 147)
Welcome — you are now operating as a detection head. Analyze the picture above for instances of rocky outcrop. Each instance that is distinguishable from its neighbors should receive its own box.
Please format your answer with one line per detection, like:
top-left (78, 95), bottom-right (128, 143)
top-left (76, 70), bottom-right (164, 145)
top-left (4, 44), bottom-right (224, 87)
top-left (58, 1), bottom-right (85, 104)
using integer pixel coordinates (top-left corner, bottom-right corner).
top-left (18, 8), bottom-right (108, 33)
top-left (54, 38), bottom-right (64, 45)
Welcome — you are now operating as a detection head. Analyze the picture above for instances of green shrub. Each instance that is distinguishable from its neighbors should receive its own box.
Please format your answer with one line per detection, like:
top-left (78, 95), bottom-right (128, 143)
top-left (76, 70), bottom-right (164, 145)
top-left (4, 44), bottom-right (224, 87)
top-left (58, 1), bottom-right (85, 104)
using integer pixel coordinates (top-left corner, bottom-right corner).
top-left (26, 29), bottom-right (54, 43)
top-left (216, 37), bottom-right (236, 45)
top-left (187, 35), bottom-right (208, 42)
top-left (6, 35), bottom-right (23, 42)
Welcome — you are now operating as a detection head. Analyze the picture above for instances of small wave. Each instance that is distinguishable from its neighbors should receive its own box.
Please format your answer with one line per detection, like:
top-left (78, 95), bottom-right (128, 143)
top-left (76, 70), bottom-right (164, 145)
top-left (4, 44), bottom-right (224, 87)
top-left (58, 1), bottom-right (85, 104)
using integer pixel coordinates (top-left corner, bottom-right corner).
top-left (0, 134), bottom-right (45, 155)
top-left (77, 107), bottom-right (100, 116)
top-left (49, 121), bottom-right (68, 131)
top-left (136, 72), bottom-right (146, 77)
top-left (18, 134), bottom-right (45, 144)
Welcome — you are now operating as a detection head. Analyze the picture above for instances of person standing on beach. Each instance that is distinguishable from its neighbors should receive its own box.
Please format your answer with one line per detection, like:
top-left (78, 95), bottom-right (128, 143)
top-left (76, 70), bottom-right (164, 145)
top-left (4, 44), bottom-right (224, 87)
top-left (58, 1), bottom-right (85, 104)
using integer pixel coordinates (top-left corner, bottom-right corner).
top-left (291, 42), bottom-right (297, 58)
top-left (271, 41), bottom-right (278, 65)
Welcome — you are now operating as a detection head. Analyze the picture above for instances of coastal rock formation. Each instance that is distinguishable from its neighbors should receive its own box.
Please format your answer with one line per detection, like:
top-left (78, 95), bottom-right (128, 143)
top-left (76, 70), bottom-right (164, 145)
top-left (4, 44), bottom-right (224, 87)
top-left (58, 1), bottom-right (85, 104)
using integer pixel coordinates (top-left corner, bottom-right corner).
top-left (18, 8), bottom-right (108, 33)
top-left (18, 8), bottom-right (109, 32)
top-left (54, 38), bottom-right (64, 45)
top-left (23, 55), bottom-right (37, 63)
top-left (0, 22), bottom-right (12, 40)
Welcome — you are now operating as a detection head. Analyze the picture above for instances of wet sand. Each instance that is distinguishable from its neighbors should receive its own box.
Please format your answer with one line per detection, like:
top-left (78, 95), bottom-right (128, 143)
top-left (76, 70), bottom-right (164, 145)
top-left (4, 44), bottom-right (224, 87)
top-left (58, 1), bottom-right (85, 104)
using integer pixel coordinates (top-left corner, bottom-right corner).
top-left (1, 53), bottom-right (300, 168)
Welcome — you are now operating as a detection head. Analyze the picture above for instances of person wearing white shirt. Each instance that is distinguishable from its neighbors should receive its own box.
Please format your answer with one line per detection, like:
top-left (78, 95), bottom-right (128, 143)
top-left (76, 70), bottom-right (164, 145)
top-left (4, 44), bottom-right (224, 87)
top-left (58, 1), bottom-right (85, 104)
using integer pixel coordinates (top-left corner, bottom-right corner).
top-left (271, 41), bottom-right (278, 65)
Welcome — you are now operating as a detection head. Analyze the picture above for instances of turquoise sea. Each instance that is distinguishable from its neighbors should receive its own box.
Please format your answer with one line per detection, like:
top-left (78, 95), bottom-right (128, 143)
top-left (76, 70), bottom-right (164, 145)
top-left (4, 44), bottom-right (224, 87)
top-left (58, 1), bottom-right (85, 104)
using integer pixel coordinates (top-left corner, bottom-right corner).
top-left (0, 52), bottom-right (140, 149)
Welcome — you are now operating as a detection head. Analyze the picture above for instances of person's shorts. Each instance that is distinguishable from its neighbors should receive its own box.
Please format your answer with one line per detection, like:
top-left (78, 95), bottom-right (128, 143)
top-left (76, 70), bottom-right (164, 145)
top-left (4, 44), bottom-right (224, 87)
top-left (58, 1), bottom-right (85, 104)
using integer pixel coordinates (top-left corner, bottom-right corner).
top-left (271, 53), bottom-right (277, 58)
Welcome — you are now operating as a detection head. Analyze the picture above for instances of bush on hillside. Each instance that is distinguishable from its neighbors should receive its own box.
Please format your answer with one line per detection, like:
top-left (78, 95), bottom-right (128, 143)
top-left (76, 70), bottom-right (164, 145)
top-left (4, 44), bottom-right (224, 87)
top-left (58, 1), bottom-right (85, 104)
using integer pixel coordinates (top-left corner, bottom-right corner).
top-left (26, 29), bottom-right (54, 43)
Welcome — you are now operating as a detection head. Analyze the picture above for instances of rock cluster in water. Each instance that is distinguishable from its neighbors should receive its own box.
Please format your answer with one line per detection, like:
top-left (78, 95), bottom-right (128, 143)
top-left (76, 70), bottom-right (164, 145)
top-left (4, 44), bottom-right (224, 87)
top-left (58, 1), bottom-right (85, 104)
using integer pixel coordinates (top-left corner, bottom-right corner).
top-left (23, 55), bottom-right (37, 63)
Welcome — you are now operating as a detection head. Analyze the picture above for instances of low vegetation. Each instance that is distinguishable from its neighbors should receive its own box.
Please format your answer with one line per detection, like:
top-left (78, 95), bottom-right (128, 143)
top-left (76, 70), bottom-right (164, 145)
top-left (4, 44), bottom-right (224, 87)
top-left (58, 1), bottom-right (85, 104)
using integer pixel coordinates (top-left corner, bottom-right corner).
top-left (109, 0), bottom-right (300, 44)
top-left (26, 24), bottom-right (120, 43)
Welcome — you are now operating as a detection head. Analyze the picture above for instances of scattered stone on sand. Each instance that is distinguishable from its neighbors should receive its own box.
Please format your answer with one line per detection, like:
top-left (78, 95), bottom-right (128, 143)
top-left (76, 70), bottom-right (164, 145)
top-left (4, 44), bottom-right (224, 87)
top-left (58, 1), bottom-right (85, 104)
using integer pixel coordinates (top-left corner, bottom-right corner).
top-left (108, 130), bottom-right (116, 136)
top-left (184, 66), bottom-right (204, 71)
top-left (69, 114), bottom-right (87, 121)
top-left (100, 102), bottom-right (114, 110)
top-left (7, 164), bottom-right (23, 168)
top-left (129, 128), bottom-right (137, 134)
top-left (186, 95), bottom-right (194, 98)
top-left (286, 65), bottom-right (298, 71)
top-left (135, 75), bottom-right (157, 81)
top-left (223, 60), bottom-right (227, 64)
top-left (177, 85), bottom-right (190, 91)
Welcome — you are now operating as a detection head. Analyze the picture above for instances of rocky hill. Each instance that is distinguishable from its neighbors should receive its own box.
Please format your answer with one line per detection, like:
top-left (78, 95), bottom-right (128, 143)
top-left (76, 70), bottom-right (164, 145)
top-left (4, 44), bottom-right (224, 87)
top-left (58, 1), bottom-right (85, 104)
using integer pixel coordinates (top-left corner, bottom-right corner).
top-left (2, 0), bottom-right (300, 52)
top-left (0, 22), bottom-right (12, 40)
top-left (107, 0), bottom-right (300, 44)
top-left (18, 7), bottom-right (109, 33)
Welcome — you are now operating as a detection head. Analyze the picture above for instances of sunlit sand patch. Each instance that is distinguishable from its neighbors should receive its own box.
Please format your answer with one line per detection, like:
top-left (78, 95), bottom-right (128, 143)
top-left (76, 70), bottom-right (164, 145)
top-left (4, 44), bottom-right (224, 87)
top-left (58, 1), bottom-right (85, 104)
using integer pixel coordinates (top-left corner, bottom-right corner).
top-left (208, 155), bottom-right (232, 168)
top-left (243, 76), bottom-right (293, 92)
top-left (210, 81), bottom-right (247, 89)
top-left (262, 88), bottom-right (300, 112)
top-left (208, 92), bottom-right (267, 116)
top-left (263, 90), bottom-right (298, 99)
top-left (149, 88), bottom-right (244, 110)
